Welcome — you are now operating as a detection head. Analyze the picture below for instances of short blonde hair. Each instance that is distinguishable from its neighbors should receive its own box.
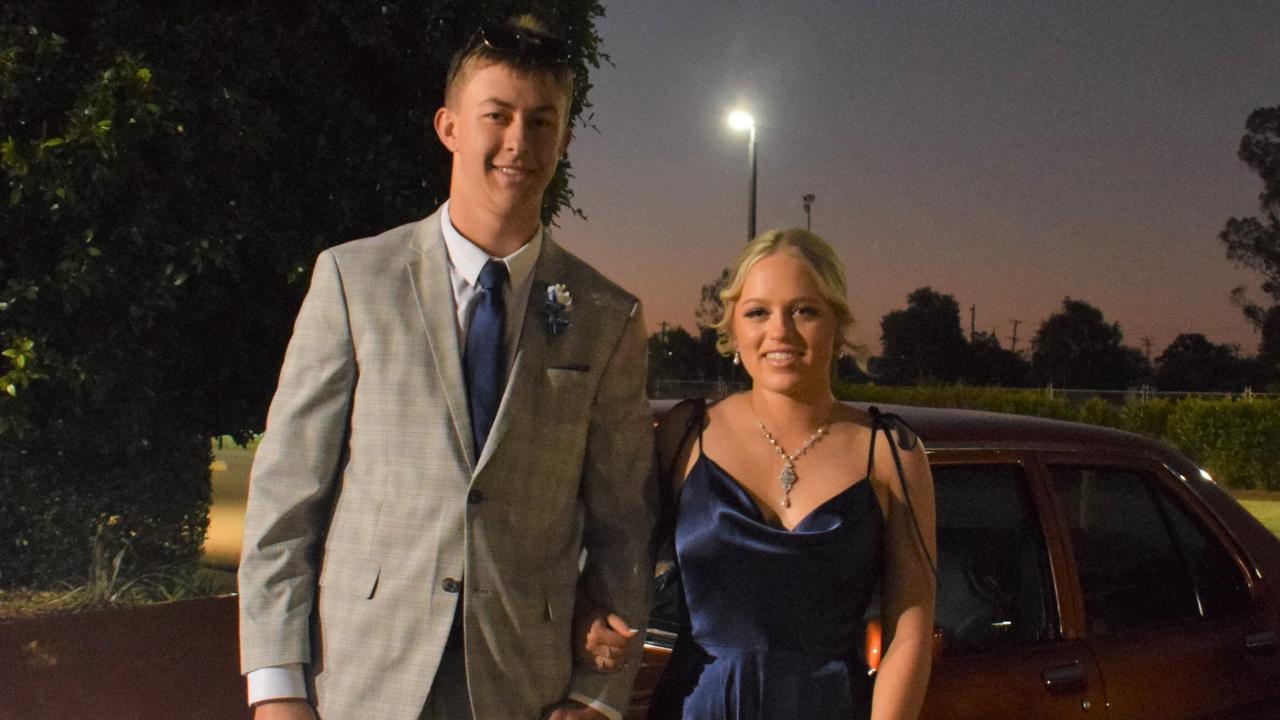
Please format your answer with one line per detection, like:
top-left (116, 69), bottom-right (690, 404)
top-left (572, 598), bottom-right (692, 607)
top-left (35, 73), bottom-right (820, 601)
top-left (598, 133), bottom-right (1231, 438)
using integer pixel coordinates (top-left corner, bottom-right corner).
top-left (713, 228), bottom-right (855, 356)
top-left (444, 15), bottom-right (575, 108)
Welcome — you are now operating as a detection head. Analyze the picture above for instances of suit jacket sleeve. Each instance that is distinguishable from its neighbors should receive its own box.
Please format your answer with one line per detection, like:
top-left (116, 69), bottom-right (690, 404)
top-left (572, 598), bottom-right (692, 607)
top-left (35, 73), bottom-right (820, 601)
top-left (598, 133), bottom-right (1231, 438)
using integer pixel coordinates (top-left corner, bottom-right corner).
top-left (238, 249), bottom-right (355, 673)
top-left (568, 299), bottom-right (658, 710)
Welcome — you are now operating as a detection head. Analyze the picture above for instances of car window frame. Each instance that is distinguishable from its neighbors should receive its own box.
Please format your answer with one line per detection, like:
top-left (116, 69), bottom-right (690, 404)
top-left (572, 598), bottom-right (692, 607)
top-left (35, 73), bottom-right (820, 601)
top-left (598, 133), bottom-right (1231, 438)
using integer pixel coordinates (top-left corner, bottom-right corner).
top-left (1032, 449), bottom-right (1261, 639)
top-left (925, 448), bottom-right (1074, 655)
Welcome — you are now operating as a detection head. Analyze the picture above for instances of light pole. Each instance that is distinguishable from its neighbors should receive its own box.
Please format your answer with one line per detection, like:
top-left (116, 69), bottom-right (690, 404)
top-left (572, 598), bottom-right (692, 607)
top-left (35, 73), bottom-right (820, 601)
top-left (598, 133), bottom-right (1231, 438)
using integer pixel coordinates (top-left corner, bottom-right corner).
top-left (728, 110), bottom-right (757, 242)
top-left (802, 193), bottom-right (815, 230)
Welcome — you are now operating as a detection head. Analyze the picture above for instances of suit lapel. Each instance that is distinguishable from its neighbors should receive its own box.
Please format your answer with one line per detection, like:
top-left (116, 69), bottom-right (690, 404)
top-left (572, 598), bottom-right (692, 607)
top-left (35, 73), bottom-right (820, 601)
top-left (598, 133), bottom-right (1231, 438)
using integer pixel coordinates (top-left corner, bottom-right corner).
top-left (408, 211), bottom-right (476, 467)
top-left (473, 235), bottom-right (562, 476)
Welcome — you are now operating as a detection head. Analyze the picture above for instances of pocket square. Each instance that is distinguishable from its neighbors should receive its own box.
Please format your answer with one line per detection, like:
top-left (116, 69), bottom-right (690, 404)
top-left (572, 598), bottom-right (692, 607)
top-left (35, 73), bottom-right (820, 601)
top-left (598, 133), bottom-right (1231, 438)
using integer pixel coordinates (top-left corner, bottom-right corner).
top-left (548, 363), bottom-right (591, 373)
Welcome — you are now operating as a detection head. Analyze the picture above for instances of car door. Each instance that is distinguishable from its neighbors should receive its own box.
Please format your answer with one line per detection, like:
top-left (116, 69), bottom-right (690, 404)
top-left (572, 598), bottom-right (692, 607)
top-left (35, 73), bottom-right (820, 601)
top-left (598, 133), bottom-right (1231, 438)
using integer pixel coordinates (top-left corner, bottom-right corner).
top-left (1043, 454), bottom-right (1279, 719)
top-left (920, 451), bottom-right (1107, 720)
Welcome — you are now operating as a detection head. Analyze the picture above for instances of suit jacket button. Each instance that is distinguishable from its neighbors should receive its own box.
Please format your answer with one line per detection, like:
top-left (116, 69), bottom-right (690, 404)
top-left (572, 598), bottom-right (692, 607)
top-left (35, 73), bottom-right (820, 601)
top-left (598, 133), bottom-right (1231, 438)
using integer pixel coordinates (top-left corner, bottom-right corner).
top-left (442, 577), bottom-right (461, 593)
top-left (467, 489), bottom-right (484, 505)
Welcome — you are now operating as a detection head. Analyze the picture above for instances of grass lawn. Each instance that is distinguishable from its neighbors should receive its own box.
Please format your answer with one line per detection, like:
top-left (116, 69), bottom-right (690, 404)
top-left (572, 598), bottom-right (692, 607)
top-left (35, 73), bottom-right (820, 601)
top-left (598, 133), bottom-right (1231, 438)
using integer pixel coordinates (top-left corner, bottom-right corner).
top-left (203, 437), bottom-right (257, 569)
top-left (1239, 496), bottom-right (1280, 538)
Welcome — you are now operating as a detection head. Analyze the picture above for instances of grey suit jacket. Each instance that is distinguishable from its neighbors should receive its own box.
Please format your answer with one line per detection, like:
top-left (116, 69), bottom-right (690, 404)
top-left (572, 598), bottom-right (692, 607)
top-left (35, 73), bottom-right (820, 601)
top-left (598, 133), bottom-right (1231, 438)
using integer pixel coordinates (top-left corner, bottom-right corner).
top-left (238, 209), bottom-right (656, 719)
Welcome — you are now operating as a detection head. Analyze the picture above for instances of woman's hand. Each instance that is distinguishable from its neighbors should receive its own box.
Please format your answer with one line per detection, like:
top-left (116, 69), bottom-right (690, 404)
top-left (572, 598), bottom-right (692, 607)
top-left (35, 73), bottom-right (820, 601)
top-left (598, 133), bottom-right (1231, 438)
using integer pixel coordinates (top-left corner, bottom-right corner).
top-left (572, 599), bottom-right (637, 673)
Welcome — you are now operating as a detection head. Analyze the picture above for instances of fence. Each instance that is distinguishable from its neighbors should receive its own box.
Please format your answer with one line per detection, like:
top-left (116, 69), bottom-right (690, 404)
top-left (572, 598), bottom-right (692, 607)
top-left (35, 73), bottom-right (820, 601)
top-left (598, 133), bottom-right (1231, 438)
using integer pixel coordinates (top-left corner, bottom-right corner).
top-left (647, 379), bottom-right (748, 399)
top-left (650, 380), bottom-right (1280, 404)
top-left (1044, 384), bottom-right (1279, 405)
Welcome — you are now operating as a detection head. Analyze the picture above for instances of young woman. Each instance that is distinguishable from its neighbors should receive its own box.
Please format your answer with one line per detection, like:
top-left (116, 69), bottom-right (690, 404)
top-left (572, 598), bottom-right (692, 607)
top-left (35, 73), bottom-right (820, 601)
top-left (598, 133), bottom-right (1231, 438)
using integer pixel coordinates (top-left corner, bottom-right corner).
top-left (582, 228), bottom-right (937, 719)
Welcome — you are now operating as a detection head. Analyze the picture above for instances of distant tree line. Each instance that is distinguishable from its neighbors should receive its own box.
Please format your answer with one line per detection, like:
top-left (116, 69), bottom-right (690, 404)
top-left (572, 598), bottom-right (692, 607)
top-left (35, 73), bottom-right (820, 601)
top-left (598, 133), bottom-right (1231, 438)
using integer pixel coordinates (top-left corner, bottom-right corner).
top-left (652, 101), bottom-right (1280, 394)
top-left (874, 288), bottom-right (1271, 391)
top-left (649, 286), bottom-right (1275, 394)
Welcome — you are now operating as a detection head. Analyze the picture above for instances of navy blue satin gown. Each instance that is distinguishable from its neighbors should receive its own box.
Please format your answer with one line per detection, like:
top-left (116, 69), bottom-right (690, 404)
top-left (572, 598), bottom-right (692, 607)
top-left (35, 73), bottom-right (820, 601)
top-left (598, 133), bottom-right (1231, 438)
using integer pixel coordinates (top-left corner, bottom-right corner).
top-left (648, 451), bottom-right (885, 720)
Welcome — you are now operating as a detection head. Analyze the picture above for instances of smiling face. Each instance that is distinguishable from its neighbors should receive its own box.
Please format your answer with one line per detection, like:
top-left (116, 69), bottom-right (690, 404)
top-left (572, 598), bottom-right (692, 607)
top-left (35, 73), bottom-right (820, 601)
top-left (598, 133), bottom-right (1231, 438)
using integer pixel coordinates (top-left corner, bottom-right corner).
top-left (732, 250), bottom-right (840, 399)
top-left (434, 61), bottom-right (571, 236)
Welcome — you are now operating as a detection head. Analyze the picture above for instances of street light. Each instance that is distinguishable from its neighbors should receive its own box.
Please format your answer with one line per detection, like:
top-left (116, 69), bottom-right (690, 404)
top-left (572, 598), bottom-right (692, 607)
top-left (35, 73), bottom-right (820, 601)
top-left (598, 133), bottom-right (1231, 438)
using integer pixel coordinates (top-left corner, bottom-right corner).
top-left (727, 110), bottom-right (757, 242)
top-left (802, 193), bottom-right (815, 230)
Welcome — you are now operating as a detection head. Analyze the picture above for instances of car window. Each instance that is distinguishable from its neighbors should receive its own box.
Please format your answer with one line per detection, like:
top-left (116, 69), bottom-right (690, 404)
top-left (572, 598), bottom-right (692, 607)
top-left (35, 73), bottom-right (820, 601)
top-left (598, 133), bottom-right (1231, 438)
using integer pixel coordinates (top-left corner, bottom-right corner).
top-left (1049, 465), bottom-right (1249, 636)
top-left (1150, 487), bottom-right (1250, 618)
top-left (931, 463), bottom-right (1057, 654)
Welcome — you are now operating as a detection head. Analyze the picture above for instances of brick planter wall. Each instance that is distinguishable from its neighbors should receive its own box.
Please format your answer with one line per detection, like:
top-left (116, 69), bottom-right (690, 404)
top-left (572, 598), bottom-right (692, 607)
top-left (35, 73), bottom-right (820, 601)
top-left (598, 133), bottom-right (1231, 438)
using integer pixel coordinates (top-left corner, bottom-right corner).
top-left (0, 595), bottom-right (247, 720)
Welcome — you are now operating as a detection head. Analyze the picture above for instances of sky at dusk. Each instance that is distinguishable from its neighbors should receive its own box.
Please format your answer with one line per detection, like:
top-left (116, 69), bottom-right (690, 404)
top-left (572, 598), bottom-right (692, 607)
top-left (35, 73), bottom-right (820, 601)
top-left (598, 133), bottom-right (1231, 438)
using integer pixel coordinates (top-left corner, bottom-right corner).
top-left (549, 1), bottom-right (1280, 359)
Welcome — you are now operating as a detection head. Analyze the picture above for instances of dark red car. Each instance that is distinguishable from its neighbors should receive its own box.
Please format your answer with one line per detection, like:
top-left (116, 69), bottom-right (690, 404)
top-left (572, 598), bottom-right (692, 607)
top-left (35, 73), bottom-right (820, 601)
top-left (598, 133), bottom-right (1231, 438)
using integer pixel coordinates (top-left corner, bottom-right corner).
top-left (630, 402), bottom-right (1280, 719)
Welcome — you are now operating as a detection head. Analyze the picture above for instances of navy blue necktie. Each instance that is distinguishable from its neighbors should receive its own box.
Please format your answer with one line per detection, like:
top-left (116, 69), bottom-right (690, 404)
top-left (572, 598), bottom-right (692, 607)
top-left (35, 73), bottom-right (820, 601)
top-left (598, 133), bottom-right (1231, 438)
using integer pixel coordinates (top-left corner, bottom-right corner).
top-left (465, 259), bottom-right (508, 459)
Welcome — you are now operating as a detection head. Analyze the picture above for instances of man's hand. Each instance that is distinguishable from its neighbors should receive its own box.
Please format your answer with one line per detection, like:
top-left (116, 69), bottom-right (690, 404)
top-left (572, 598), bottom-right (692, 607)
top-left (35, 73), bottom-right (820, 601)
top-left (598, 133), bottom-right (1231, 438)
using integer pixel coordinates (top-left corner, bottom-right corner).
top-left (253, 699), bottom-right (317, 720)
top-left (542, 700), bottom-right (609, 720)
top-left (573, 600), bottom-right (637, 673)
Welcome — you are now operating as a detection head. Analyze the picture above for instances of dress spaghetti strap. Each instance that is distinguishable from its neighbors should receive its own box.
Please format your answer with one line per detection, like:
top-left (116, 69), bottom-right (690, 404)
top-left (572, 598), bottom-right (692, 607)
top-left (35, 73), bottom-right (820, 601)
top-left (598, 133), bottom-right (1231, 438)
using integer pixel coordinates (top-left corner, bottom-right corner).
top-left (656, 399), bottom-right (708, 552)
top-left (868, 406), bottom-right (936, 578)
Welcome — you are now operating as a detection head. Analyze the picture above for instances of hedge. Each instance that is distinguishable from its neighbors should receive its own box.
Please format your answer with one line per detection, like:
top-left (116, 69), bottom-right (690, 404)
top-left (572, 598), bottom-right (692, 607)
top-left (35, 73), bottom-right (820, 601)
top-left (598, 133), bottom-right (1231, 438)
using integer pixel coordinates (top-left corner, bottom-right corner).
top-left (836, 384), bottom-right (1280, 491)
top-left (0, 388), bottom-right (211, 590)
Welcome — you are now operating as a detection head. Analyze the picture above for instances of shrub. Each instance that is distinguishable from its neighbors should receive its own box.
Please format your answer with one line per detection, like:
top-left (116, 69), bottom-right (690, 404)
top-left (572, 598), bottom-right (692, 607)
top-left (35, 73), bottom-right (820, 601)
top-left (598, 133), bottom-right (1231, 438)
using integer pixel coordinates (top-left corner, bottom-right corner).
top-left (0, 384), bottom-right (210, 588)
top-left (0, 3), bottom-right (607, 591)
top-left (836, 384), bottom-right (1077, 419)
top-left (1117, 398), bottom-right (1175, 439)
top-left (1077, 397), bottom-right (1122, 429)
top-left (1166, 399), bottom-right (1280, 491)
top-left (834, 385), bottom-right (1280, 491)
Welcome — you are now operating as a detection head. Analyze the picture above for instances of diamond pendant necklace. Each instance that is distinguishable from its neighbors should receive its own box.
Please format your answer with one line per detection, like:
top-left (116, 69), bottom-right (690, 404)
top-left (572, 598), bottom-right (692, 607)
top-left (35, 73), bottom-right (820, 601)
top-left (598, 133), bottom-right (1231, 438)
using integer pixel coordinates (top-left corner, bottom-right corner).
top-left (755, 414), bottom-right (833, 508)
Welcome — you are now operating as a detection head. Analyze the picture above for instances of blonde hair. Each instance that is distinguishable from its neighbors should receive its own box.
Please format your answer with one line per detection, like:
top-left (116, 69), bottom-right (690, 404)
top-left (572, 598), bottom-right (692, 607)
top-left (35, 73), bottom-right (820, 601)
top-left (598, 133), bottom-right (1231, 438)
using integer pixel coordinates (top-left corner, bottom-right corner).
top-left (444, 15), bottom-right (575, 108)
top-left (713, 228), bottom-right (856, 356)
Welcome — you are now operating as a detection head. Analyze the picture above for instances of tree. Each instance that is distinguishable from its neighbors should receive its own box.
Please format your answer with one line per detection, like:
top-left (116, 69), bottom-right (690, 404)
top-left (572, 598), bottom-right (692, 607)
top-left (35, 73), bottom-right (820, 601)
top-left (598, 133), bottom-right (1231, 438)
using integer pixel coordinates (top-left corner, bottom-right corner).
top-left (1152, 334), bottom-right (1251, 392)
top-left (648, 323), bottom-right (740, 387)
top-left (648, 325), bottom-right (700, 382)
top-left (1255, 305), bottom-right (1280, 390)
top-left (879, 287), bottom-right (970, 385)
top-left (0, 2), bottom-right (606, 587)
top-left (967, 331), bottom-right (1034, 387)
top-left (1221, 106), bottom-right (1280, 350)
top-left (695, 268), bottom-right (731, 330)
top-left (1031, 298), bottom-right (1149, 390)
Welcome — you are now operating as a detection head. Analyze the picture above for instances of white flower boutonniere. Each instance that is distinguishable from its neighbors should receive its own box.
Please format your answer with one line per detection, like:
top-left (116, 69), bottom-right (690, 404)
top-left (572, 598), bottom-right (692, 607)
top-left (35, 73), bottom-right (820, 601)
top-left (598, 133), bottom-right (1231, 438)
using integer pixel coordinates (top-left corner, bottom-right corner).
top-left (544, 283), bottom-right (572, 336)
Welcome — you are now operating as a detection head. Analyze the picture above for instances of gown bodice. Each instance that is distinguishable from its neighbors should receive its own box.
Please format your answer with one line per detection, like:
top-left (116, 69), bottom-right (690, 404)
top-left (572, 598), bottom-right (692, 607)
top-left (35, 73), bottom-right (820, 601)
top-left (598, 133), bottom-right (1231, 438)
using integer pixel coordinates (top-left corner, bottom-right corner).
top-left (648, 445), bottom-right (886, 719)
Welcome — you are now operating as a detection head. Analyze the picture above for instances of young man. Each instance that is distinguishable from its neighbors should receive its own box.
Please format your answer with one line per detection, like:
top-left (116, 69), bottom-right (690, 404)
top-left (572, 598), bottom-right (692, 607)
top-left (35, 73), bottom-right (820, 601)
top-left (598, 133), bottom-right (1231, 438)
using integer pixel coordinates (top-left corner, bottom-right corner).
top-left (238, 17), bottom-right (655, 720)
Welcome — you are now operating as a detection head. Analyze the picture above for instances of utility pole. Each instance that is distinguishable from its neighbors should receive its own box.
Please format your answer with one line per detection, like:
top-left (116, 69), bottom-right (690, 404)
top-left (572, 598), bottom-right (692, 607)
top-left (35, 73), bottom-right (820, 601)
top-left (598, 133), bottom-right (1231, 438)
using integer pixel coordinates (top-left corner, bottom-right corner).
top-left (727, 111), bottom-right (757, 242)
top-left (970, 305), bottom-right (976, 342)
top-left (802, 194), bottom-right (816, 230)
top-left (1009, 319), bottom-right (1022, 352)
top-left (1141, 336), bottom-right (1153, 362)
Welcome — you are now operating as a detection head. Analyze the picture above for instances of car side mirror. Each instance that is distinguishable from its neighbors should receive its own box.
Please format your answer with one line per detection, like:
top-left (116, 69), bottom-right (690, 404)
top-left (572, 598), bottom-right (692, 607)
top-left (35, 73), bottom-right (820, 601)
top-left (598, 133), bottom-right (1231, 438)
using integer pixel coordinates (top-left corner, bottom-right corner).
top-left (865, 617), bottom-right (883, 673)
top-left (864, 617), bottom-right (946, 676)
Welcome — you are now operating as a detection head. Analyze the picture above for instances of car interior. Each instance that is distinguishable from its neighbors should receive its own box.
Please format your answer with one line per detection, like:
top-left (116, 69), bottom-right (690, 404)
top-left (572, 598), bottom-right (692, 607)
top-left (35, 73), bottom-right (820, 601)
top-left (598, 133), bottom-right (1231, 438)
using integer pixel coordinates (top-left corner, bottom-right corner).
top-left (930, 463), bottom-right (1056, 653)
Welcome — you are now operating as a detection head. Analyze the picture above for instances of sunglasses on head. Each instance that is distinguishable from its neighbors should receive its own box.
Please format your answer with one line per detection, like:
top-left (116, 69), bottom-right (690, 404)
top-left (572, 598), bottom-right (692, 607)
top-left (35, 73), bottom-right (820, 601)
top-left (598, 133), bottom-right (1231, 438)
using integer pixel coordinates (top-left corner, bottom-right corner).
top-left (469, 23), bottom-right (573, 65)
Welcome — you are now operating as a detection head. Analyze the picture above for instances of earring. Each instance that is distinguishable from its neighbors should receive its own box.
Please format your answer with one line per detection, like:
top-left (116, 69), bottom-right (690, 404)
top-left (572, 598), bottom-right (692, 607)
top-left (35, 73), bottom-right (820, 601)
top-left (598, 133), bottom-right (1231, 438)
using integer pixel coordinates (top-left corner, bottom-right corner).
top-left (732, 351), bottom-right (741, 366)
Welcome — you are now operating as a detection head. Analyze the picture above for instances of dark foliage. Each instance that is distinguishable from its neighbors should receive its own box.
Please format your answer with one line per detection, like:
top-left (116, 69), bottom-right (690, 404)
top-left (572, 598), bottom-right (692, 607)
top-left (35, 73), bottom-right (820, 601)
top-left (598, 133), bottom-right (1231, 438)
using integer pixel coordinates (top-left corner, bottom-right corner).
top-left (0, 1), bottom-right (604, 587)
top-left (1221, 105), bottom-right (1280, 389)
top-left (694, 267), bottom-right (731, 331)
top-left (1152, 334), bottom-right (1253, 393)
top-left (648, 325), bottom-right (741, 385)
top-left (1031, 298), bottom-right (1149, 390)
top-left (966, 331), bottom-right (1034, 387)
top-left (878, 287), bottom-right (971, 385)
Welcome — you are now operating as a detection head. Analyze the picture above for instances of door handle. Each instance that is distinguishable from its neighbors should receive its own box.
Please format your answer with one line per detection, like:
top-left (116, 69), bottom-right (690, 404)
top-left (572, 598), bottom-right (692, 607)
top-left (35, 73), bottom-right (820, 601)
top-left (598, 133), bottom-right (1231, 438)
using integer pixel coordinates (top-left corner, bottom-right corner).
top-left (1245, 630), bottom-right (1277, 654)
top-left (1042, 661), bottom-right (1085, 690)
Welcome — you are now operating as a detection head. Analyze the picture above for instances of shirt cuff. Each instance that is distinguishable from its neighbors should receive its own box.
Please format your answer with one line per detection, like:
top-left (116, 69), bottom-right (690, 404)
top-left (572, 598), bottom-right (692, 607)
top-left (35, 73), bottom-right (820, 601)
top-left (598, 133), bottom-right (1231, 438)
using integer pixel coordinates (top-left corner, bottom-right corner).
top-left (246, 664), bottom-right (308, 706)
top-left (567, 692), bottom-right (622, 720)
